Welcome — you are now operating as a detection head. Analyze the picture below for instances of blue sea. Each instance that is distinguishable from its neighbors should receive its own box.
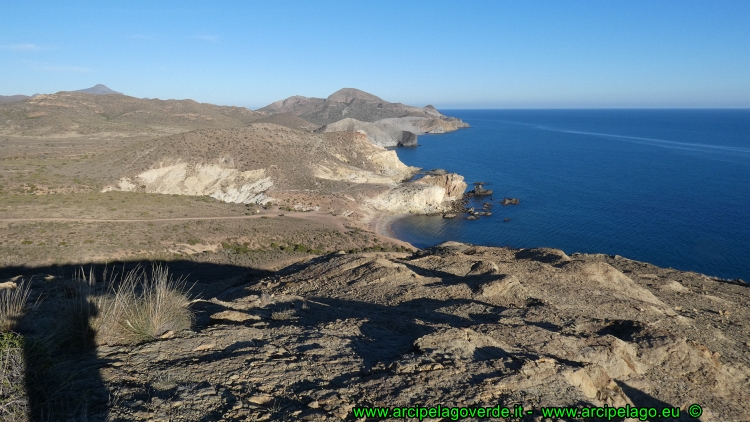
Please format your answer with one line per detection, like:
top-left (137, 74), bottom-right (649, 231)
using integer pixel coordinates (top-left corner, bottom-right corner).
top-left (391, 110), bottom-right (750, 281)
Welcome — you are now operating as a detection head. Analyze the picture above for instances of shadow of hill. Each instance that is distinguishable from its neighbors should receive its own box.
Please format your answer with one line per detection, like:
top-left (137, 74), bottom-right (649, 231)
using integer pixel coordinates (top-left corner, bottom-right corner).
top-left (2, 259), bottom-right (273, 421)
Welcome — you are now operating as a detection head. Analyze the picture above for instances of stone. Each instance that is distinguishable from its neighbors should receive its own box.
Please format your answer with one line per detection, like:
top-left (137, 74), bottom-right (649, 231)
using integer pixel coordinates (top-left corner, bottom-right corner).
top-left (210, 310), bottom-right (261, 323)
top-left (193, 343), bottom-right (216, 352)
top-left (248, 395), bottom-right (274, 406)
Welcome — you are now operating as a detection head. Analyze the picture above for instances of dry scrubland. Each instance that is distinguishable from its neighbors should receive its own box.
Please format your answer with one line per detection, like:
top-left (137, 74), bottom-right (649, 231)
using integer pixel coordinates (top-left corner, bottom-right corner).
top-left (0, 92), bottom-right (415, 420)
top-left (1, 90), bottom-right (749, 421)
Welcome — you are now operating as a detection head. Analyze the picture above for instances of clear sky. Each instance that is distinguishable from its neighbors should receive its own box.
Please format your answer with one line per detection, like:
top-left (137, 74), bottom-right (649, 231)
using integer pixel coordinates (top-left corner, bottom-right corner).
top-left (1, 0), bottom-right (748, 109)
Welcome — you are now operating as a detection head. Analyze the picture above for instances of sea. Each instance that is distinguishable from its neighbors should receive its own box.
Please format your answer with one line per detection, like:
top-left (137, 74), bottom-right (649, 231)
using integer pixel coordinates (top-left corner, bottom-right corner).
top-left (391, 109), bottom-right (750, 282)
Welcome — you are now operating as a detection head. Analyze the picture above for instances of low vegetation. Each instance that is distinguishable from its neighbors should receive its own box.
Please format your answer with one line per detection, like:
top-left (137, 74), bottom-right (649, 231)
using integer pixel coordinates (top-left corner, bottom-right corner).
top-left (71, 265), bottom-right (194, 346)
top-left (0, 264), bottom-right (195, 420)
top-left (0, 282), bottom-right (30, 332)
top-left (0, 331), bottom-right (26, 421)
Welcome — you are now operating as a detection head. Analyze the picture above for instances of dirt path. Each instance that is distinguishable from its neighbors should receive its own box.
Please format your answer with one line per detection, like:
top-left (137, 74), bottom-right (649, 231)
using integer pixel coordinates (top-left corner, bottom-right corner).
top-left (0, 216), bottom-right (254, 223)
top-left (0, 211), bottom-right (335, 225)
top-left (0, 210), bottom-right (414, 248)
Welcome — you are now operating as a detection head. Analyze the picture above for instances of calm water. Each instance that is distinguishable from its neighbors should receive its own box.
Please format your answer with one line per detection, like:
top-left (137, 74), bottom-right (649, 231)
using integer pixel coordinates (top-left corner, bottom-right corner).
top-left (391, 110), bottom-right (750, 281)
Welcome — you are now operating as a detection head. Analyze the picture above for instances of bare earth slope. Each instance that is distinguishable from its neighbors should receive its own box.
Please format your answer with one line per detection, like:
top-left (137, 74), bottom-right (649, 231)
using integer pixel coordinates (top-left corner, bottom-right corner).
top-left (86, 242), bottom-right (750, 421)
top-left (0, 92), bottom-right (262, 136)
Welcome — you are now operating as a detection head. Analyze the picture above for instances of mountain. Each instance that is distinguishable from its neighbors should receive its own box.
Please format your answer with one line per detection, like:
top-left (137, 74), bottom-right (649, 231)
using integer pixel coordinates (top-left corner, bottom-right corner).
top-left (0, 95), bottom-right (30, 104)
top-left (259, 88), bottom-right (454, 125)
top-left (75, 84), bottom-right (123, 95)
top-left (259, 88), bottom-right (469, 147)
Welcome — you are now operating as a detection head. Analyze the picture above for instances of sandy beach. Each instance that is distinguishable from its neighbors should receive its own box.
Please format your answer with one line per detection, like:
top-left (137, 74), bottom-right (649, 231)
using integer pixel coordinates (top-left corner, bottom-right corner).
top-left (368, 211), bottom-right (415, 248)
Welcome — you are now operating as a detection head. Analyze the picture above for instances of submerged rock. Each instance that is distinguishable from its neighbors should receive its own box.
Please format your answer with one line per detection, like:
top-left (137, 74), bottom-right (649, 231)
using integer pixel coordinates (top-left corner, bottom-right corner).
top-left (501, 197), bottom-right (520, 205)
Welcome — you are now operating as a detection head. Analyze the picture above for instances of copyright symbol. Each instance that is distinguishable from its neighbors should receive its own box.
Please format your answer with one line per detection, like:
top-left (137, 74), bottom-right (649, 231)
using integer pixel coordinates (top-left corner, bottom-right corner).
top-left (688, 404), bottom-right (703, 418)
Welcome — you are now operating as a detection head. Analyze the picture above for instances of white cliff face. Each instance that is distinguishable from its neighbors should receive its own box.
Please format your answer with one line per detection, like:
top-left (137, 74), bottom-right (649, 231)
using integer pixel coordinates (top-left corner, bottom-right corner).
top-left (313, 140), bottom-right (417, 184)
top-left (416, 174), bottom-right (467, 201)
top-left (367, 184), bottom-right (448, 214)
top-left (366, 173), bottom-right (467, 214)
top-left (103, 163), bottom-right (273, 204)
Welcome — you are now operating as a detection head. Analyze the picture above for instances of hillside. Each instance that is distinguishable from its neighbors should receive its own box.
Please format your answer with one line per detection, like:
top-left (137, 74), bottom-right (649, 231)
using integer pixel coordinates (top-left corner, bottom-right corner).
top-left (8, 243), bottom-right (749, 421)
top-left (250, 112), bottom-right (320, 131)
top-left (0, 92), bottom-right (262, 136)
top-left (99, 124), bottom-right (467, 219)
top-left (0, 95), bottom-right (30, 104)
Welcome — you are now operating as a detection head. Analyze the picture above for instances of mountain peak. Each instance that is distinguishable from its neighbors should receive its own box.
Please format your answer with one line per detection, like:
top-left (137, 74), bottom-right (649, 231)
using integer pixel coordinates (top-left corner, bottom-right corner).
top-left (75, 84), bottom-right (123, 95)
top-left (326, 88), bottom-right (383, 103)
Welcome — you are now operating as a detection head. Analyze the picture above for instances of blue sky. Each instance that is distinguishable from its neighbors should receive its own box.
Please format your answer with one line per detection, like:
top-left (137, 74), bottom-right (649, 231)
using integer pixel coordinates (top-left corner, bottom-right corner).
top-left (1, 0), bottom-right (748, 109)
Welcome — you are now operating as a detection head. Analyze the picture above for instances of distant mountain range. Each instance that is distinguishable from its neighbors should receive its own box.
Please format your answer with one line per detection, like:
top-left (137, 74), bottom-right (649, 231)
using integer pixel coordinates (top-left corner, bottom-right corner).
top-left (0, 89), bottom-right (260, 136)
top-left (0, 95), bottom-right (30, 104)
top-left (0, 84), bottom-right (121, 104)
top-left (0, 86), bottom-right (468, 147)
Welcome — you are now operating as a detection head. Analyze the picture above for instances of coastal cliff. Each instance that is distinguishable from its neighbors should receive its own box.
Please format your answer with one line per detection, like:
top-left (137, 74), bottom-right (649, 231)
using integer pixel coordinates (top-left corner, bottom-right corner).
top-left (102, 125), bottom-right (467, 219)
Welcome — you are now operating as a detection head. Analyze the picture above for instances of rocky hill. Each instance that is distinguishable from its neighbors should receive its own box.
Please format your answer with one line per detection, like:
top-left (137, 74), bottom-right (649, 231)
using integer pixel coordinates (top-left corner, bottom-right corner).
top-left (259, 88), bottom-right (469, 147)
top-left (0, 92), bottom-right (261, 136)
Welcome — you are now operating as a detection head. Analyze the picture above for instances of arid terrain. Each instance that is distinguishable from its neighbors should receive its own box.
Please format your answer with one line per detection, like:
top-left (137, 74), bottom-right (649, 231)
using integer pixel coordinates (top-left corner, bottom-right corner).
top-left (0, 87), bottom-right (748, 421)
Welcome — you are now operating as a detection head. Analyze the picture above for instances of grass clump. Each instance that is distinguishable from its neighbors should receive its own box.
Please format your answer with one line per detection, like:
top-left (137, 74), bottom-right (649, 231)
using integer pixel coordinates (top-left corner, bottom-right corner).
top-left (0, 281), bottom-right (31, 332)
top-left (0, 331), bottom-right (27, 422)
top-left (72, 265), bottom-right (194, 346)
top-left (0, 282), bottom-right (29, 421)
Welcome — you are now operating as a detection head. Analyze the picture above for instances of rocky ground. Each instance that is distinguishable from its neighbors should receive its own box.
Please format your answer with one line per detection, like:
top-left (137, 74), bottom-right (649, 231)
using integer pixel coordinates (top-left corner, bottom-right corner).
top-left (13, 242), bottom-right (743, 421)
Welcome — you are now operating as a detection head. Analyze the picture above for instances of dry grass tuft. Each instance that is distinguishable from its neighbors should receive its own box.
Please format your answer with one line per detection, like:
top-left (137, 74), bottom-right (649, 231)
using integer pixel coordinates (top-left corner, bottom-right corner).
top-left (0, 332), bottom-right (27, 421)
top-left (0, 281), bottom-right (31, 332)
top-left (69, 265), bottom-right (194, 346)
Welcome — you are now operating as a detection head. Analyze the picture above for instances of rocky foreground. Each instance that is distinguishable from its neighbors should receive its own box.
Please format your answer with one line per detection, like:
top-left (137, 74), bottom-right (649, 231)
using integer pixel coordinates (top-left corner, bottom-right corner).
top-left (90, 243), bottom-right (750, 421)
